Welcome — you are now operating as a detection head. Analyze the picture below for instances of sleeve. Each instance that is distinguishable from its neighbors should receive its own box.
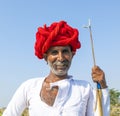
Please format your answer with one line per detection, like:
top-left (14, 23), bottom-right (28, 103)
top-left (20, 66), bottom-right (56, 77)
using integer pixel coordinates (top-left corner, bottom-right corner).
top-left (94, 88), bottom-right (110, 116)
top-left (2, 82), bottom-right (28, 116)
top-left (102, 89), bottom-right (110, 115)
top-left (86, 87), bottom-right (110, 116)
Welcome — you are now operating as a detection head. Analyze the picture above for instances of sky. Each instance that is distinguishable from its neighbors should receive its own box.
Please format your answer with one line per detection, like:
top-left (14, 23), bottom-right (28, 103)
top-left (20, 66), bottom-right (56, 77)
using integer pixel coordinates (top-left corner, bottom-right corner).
top-left (0, 0), bottom-right (120, 108)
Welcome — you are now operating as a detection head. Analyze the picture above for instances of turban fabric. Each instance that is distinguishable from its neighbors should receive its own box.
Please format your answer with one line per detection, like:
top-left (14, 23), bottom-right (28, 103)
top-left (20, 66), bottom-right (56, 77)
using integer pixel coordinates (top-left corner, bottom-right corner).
top-left (34, 20), bottom-right (81, 59)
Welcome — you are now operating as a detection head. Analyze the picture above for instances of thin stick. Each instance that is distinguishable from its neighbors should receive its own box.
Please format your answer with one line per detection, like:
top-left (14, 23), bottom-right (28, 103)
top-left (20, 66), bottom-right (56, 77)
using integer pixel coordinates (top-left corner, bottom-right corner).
top-left (83, 19), bottom-right (96, 66)
top-left (83, 19), bottom-right (103, 116)
top-left (84, 19), bottom-right (101, 89)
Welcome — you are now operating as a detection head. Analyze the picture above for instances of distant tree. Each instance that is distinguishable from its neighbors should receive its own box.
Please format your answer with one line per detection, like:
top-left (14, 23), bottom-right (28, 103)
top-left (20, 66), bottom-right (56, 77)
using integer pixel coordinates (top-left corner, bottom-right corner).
top-left (0, 108), bottom-right (5, 116)
top-left (110, 88), bottom-right (120, 106)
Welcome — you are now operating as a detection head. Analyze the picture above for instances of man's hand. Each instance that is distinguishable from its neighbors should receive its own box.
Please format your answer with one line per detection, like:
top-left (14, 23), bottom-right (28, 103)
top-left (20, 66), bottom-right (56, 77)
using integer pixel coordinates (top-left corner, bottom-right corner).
top-left (91, 65), bottom-right (108, 89)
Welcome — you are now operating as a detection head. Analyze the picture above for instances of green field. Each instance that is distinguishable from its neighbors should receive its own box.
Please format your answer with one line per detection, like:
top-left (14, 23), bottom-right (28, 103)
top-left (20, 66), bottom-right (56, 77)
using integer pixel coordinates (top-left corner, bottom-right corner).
top-left (0, 108), bottom-right (29, 116)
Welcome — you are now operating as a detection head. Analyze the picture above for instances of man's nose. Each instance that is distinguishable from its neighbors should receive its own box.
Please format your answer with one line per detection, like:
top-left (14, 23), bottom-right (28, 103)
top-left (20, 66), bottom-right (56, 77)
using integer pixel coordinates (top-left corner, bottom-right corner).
top-left (58, 52), bottom-right (64, 61)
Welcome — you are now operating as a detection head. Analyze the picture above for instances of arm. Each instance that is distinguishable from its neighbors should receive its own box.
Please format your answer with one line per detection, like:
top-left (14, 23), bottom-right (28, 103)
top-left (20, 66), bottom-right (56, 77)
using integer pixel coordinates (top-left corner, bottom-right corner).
top-left (91, 65), bottom-right (110, 115)
top-left (85, 85), bottom-right (110, 116)
top-left (2, 82), bottom-right (28, 116)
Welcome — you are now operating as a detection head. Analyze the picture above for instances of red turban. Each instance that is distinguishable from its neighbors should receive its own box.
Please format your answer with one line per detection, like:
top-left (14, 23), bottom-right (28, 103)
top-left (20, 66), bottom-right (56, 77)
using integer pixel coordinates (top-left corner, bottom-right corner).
top-left (34, 20), bottom-right (81, 59)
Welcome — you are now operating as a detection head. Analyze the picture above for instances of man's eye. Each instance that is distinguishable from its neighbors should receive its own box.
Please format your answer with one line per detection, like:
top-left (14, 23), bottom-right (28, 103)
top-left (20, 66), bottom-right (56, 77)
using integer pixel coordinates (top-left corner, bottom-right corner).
top-left (63, 49), bottom-right (69, 54)
top-left (51, 50), bottom-right (58, 55)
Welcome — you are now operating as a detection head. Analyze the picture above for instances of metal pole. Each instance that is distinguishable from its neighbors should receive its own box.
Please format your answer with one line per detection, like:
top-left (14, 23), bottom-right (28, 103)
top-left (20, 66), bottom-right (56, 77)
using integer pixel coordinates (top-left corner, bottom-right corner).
top-left (83, 19), bottom-right (103, 116)
top-left (83, 19), bottom-right (96, 66)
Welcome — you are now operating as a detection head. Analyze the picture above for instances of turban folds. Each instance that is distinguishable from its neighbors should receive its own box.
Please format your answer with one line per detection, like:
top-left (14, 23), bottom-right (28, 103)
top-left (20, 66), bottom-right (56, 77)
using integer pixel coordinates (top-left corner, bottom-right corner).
top-left (34, 20), bottom-right (81, 59)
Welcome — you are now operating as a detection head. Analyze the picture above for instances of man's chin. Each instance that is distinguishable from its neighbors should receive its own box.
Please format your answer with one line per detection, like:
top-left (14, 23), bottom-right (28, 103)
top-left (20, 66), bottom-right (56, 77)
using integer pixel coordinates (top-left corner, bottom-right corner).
top-left (53, 70), bottom-right (68, 77)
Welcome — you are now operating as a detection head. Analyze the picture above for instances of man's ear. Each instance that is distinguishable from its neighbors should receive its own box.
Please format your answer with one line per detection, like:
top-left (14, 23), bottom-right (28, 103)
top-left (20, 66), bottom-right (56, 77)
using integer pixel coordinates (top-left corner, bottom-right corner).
top-left (72, 51), bottom-right (75, 57)
top-left (43, 53), bottom-right (47, 61)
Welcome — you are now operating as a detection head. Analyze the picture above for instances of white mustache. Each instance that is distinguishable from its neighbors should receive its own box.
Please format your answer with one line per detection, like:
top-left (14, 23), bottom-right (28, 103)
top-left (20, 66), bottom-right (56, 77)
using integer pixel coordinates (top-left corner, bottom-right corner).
top-left (53, 61), bottom-right (69, 66)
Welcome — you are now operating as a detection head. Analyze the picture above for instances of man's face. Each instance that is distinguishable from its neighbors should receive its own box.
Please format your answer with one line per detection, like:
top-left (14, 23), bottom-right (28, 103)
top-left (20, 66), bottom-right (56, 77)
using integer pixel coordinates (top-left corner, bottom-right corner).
top-left (45, 46), bottom-right (74, 76)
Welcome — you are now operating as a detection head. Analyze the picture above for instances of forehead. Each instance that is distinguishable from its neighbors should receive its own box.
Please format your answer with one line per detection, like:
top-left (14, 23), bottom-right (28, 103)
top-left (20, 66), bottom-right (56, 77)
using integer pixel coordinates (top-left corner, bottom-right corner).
top-left (47, 46), bottom-right (71, 52)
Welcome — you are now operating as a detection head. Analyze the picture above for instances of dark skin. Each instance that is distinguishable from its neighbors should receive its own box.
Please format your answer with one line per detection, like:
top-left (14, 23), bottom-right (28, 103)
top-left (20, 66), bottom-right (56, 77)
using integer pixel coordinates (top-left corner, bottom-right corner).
top-left (92, 65), bottom-right (108, 89)
top-left (40, 46), bottom-right (74, 106)
top-left (40, 46), bottom-right (108, 106)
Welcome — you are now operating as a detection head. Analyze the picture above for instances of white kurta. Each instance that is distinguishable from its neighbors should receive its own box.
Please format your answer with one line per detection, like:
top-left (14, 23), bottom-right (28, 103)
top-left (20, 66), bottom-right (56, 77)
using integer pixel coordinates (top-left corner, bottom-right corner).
top-left (2, 76), bottom-right (110, 116)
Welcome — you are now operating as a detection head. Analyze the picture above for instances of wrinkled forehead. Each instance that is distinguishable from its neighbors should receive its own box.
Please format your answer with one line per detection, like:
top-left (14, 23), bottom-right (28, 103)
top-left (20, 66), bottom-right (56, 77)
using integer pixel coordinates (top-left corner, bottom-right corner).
top-left (46, 45), bottom-right (72, 53)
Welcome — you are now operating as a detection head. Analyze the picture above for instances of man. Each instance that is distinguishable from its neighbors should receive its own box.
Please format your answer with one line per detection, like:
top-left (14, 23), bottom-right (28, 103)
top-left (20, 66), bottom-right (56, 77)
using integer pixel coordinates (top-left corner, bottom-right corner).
top-left (3, 20), bottom-right (109, 116)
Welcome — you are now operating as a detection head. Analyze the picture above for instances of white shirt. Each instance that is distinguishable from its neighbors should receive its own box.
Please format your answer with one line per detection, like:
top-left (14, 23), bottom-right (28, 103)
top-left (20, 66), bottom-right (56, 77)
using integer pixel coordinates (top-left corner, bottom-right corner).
top-left (2, 76), bottom-right (110, 116)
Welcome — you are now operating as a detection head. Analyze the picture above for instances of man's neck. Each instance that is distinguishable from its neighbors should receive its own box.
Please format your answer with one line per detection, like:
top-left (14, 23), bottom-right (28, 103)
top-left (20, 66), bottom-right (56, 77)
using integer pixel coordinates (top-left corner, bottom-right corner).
top-left (46, 72), bottom-right (68, 83)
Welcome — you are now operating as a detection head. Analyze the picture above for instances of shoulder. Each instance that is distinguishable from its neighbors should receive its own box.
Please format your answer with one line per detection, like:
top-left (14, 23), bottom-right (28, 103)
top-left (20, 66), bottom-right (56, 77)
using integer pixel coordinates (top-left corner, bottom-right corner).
top-left (18, 77), bottom-right (45, 90)
top-left (71, 79), bottom-right (92, 93)
top-left (23, 77), bottom-right (44, 84)
top-left (71, 79), bottom-right (91, 88)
